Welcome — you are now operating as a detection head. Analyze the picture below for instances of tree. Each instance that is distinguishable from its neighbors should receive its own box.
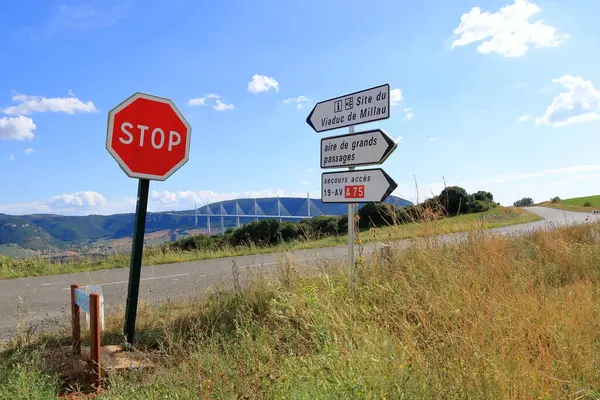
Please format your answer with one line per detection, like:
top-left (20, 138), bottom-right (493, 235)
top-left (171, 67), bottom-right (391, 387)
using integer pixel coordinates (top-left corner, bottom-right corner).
top-left (439, 186), bottom-right (475, 216)
top-left (474, 191), bottom-right (494, 202)
top-left (550, 196), bottom-right (561, 204)
top-left (513, 197), bottom-right (534, 207)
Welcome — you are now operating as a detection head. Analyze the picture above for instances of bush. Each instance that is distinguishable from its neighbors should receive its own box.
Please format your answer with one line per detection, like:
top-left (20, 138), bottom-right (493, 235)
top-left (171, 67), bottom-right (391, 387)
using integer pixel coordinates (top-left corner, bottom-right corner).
top-left (474, 191), bottom-right (494, 202)
top-left (299, 216), bottom-right (342, 239)
top-left (439, 186), bottom-right (476, 216)
top-left (584, 201), bottom-right (593, 207)
top-left (551, 196), bottom-right (561, 204)
top-left (279, 222), bottom-right (301, 242)
top-left (169, 234), bottom-right (228, 252)
top-left (358, 203), bottom-right (400, 229)
top-left (513, 197), bottom-right (534, 207)
top-left (231, 219), bottom-right (282, 246)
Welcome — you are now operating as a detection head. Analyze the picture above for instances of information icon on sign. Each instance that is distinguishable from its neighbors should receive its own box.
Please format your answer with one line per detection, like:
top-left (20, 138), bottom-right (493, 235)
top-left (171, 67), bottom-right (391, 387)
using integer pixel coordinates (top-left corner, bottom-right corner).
top-left (334, 100), bottom-right (342, 113)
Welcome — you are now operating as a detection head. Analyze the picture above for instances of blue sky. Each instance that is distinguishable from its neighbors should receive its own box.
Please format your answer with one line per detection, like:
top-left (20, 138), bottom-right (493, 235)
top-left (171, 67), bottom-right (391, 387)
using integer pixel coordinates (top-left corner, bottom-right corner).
top-left (1, 0), bottom-right (600, 215)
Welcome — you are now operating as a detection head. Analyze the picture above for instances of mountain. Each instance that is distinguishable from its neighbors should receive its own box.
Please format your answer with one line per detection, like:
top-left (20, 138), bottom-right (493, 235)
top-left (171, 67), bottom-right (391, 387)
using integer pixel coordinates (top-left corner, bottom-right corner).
top-left (0, 195), bottom-right (411, 257)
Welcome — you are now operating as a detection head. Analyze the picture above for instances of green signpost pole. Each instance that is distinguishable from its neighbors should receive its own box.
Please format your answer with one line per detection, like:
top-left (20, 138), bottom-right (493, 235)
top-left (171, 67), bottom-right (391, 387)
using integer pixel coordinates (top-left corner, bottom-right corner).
top-left (123, 178), bottom-right (150, 346)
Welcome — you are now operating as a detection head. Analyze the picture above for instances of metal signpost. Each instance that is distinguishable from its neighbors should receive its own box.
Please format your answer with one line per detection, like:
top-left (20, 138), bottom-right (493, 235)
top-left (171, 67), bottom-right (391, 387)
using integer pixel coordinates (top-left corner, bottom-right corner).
top-left (106, 92), bottom-right (192, 346)
top-left (307, 84), bottom-right (397, 285)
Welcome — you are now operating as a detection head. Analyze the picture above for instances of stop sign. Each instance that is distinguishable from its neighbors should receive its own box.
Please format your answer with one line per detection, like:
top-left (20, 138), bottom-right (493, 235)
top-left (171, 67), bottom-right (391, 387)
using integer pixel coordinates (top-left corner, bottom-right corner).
top-left (106, 93), bottom-right (192, 181)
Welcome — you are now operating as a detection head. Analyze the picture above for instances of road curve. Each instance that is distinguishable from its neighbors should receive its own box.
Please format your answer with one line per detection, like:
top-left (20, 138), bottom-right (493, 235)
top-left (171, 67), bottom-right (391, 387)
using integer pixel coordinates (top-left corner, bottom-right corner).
top-left (0, 206), bottom-right (596, 342)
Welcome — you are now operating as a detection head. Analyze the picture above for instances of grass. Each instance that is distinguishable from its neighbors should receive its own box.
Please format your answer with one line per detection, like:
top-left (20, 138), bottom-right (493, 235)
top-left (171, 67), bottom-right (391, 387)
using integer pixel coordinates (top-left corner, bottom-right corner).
top-left (538, 196), bottom-right (600, 212)
top-left (1, 218), bottom-right (600, 398)
top-left (0, 207), bottom-right (539, 281)
top-left (562, 195), bottom-right (600, 207)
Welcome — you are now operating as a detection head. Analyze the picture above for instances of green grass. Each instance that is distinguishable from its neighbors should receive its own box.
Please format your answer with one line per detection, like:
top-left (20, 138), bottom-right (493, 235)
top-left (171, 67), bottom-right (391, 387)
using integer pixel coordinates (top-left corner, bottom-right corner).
top-left (0, 207), bottom-right (539, 281)
top-left (561, 195), bottom-right (600, 207)
top-left (1, 219), bottom-right (599, 399)
top-left (538, 195), bottom-right (600, 212)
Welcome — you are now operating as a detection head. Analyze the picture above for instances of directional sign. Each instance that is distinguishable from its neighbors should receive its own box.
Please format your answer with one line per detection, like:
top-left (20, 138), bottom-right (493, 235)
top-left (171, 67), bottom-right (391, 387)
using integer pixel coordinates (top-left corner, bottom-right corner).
top-left (306, 84), bottom-right (390, 133)
top-left (321, 129), bottom-right (397, 169)
top-left (106, 92), bottom-right (192, 181)
top-left (321, 168), bottom-right (397, 203)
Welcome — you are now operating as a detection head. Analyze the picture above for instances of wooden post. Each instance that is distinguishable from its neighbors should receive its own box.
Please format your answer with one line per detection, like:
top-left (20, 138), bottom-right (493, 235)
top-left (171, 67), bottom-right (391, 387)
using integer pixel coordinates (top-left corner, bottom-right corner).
top-left (70, 284), bottom-right (81, 355)
top-left (89, 293), bottom-right (102, 389)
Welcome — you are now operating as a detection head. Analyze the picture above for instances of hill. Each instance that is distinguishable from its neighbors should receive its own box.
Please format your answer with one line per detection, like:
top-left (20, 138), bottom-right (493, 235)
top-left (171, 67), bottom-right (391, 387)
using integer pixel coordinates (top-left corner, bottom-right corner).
top-left (537, 195), bottom-right (600, 212)
top-left (561, 195), bottom-right (600, 207)
top-left (0, 195), bottom-right (411, 257)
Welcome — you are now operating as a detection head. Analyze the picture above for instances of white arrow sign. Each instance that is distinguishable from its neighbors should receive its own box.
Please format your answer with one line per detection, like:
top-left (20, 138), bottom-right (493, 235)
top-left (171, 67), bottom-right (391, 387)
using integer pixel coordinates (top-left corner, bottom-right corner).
top-left (306, 84), bottom-right (390, 133)
top-left (321, 168), bottom-right (397, 203)
top-left (321, 129), bottom-right (397, 169)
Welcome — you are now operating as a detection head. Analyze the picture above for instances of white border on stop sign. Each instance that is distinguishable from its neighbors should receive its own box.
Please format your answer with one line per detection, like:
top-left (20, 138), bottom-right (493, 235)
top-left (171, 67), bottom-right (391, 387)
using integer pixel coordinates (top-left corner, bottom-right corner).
top-left (106, 92), bottom-right (192, 181)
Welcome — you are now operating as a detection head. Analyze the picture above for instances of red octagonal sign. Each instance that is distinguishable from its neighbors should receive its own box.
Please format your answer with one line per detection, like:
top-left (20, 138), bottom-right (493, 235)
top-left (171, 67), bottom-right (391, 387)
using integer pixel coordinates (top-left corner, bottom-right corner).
top-left (106, 93), bottom-right (192, 181)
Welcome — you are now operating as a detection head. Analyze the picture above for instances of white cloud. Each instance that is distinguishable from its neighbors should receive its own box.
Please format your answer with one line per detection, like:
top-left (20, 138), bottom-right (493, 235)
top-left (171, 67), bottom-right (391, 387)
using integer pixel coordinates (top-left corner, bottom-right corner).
top-left (518, 113), bottom-right (532, 123)
top-left (248, 74), bottom-right (279, 94)
top-left (395, 136), bottom-right (403, 143)
top-left (451, 0), bottom-right (568, 57)
top-left (3, 93), bottom-right (97, 115)
top-left (188, 94), bottom-right (220, 106)
top-left (390, 89), bottom-right (402, 106)
top-left (213, 100), bottom-right (234, 111)
top-left (429, 137), bottom-right (441, 141)
top-left (404, 108), bottom-right (413, 120)
top-left (23, 147), bottom-right (36, 155)
top-left (300, 180), bottom-right (310, 186)
top-left (283, 96), bottom-right (310, 109)
top-left (8, 154), bottom-right (15, 161)
top-left (188, 94), bottom-right (233, 111)
top-left (0, 116), bottom-right (36, 140)
top-left (0, 191), bottom-right (118, 215)
top-left (305, 168), bottom-right (315, 173)
top-left (535, 75), bottom-right (600, 127)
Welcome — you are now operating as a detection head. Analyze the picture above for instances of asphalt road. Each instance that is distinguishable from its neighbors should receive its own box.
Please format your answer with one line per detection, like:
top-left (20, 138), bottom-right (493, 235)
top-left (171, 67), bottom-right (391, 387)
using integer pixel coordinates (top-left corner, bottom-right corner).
top-left (0, 206), bottom-right (595, 342)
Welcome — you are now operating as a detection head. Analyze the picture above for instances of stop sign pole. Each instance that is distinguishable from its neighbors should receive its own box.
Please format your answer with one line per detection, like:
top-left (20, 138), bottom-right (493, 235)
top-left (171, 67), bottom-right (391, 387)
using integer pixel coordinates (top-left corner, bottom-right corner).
top-left (106, 92), bottom-right (192, 346)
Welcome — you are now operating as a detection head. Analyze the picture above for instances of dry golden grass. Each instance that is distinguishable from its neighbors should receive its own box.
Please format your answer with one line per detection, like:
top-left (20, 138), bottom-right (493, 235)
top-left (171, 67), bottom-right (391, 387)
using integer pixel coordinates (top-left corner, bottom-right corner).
top-left (2, 221), bottom-right (599, 399)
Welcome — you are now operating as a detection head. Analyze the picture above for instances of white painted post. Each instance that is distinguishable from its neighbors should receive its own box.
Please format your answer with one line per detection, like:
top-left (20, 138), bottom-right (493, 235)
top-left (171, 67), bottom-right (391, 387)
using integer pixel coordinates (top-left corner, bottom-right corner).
top-left (348, 126), bottom-right (355, 287)
top-left (235, 200), bottom-right (240, 228)
top-left (307, 192), bottom-right (311, 217)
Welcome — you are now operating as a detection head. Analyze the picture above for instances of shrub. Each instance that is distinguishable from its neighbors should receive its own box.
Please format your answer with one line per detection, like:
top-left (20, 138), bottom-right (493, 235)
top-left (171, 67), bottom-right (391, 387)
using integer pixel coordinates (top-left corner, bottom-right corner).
top-left (474, 190), bottom-right (494, 202)
top-left (513, 197), bottom-right (534, 207)
top-left (231, 219), bottom-right (282, 246)
top-left (583, 201), bottom-right (593, 207)
top-left (358, 203), bottom-right (400, 229)
top-left (168, 234), bottom-right (228, 252)
top-left (279, 222), bottom-right (301, 242)
top-left (439, 186), bottom-right (475, 216)
top-left (551, 196), bottom-right (561, 204)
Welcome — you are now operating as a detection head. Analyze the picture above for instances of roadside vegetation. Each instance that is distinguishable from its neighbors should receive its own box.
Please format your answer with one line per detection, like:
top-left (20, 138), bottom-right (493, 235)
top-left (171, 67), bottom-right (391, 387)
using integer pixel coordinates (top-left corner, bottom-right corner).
top-left (0, 187), bottom-right (540, 280)
top-left (534, 195), bottom-right (600, 213)
top-left (1, 217), bottom-right (599, 398)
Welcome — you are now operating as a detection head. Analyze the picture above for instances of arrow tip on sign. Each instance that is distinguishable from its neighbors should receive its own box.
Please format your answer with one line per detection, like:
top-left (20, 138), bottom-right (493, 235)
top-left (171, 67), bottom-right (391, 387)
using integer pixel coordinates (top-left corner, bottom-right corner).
top-left (306, 106), bottom-right (316, 132)
top-left (380, 169), bottom-right (398, 202)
